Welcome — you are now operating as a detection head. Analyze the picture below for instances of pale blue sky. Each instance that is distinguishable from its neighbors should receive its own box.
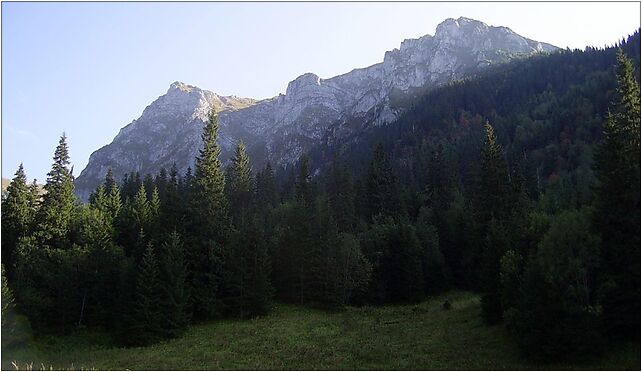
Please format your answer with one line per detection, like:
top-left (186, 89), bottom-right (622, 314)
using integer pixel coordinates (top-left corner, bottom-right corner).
top-left (2, 2), bottom-right (640, 182)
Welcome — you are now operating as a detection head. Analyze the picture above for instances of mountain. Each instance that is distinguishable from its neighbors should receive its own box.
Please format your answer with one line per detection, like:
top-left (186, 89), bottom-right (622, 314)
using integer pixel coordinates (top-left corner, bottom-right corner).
top-left (75, 17), bottom-right (557, 200)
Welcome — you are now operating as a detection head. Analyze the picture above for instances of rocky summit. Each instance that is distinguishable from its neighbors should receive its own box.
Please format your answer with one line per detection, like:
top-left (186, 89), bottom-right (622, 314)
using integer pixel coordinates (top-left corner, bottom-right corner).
top-left (75, 17), bottom-right (557, 200)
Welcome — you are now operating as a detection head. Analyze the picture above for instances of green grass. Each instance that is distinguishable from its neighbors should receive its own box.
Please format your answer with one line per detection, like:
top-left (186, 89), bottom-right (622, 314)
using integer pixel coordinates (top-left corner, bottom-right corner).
top-left (2, 292), bottom-right (639, 370)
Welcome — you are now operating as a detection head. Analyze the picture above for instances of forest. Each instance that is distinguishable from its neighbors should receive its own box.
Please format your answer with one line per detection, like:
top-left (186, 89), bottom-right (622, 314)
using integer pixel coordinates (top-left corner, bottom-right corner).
top-left (1, 32), bottom-right (640, 366)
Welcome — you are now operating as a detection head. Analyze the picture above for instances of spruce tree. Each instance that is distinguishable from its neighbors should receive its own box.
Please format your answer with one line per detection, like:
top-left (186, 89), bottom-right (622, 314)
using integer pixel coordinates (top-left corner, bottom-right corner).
top-left (90, 184), bottom-right (107, 212)
top-left (158, 231), bottom-right (190, 337)
top-left (160, 164), bottom-right (182, 232)
top-left (130, 243), bottom-right (162, 345)
top-left (477, 123), bottom-right (510, 225)
top-left (104, 177), bottom-right (122, 222)
top-left (325, 157), bottom-right (356, 233)
top-left (255, 162), bottom-right (278, 211)
top-left (148, 186), bottom-right (161, 238)
top-left (36, 134), bottom-right (76, 248)
top-left (476, 123), bottom-right (511, 324)
top-left (104, 168), bottom-right (116, 192)
top-left (229, 141), bottom-right (253, 225)
top-left (132, 184), bottom-right (151, 232)
top-left (188, 112), bottom-right (230, 318)
top-left (365, 144), bottom-right (400, 220)
top-left (593, 50), bottom-right (641, 338)
top-left (2, 164), bottom-right (34, 276)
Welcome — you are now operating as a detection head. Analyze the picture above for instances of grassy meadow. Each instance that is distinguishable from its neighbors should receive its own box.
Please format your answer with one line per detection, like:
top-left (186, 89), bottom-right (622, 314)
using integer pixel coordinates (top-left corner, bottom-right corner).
top-left (2, 292), bottom-right (639, 370)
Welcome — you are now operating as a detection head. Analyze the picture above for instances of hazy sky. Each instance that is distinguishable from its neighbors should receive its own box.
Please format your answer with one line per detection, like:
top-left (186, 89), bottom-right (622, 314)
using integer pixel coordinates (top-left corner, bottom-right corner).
top-left (2, 2), bottom-right (640, 182)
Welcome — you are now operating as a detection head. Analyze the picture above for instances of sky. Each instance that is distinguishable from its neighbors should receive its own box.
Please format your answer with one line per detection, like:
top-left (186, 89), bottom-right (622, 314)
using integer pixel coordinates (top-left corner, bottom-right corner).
top-left (2, 2), bottom-right (640, 183)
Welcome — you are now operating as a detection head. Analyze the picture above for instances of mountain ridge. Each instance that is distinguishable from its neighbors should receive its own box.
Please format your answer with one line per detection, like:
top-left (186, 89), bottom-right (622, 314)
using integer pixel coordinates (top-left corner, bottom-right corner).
top-left (75, 17), bottom-right (558, 200)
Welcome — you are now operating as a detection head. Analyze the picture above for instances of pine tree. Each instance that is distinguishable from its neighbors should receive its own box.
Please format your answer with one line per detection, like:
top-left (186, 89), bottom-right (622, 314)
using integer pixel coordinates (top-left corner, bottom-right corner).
top-left (2, 165), bottom-right (34, 276)
top-left (187, 112), bottom-right (230, 318)
top-left (158, 231), bottom-right (190, 337)
top-left (129, 243), bottom-right (162, 345)
top-left (36, 134), bottom-right (76, 248)
top-left (593, 50), bottom-right (641, 338)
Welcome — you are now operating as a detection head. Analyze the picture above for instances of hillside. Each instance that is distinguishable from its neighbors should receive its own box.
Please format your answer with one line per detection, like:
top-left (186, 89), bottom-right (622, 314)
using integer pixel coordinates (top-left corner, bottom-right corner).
top-left (3, 293), bottom-right (639, 370)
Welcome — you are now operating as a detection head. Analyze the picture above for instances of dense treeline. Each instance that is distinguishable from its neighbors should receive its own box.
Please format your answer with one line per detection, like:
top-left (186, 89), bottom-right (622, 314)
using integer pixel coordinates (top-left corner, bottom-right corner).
top-left (2, 33), bottom-right (639, 360)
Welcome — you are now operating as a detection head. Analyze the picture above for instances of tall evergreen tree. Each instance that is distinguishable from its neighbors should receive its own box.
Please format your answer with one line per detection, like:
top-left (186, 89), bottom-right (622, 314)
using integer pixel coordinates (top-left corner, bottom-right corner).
top-left (158, 231), bottom-right (190, 337)
top-left (228, 141), bottom-right (253, 225)
top-left (187, 112), bottom-right (230, 318)
top-left (476, 123), bottom-right (510, 225)
top-left (104, 177), bottom-right (122, 222)
top-left (2, 165), bottom-right (34, 276)
top-left (365, 144), bottom-right (400, 220)
top-left (36, 134), bottom-right (76, 248)
top-left (255, 162), bottom-right (278, 210)
top-left (593, 50), bottom-right (641, 338)
top-left (104, 168), bottom-right (116, 192)
top-left (476, 123), bottom-right (512, 324)
top-left (325, 157), bottom-right (356, 233)
top-left (129, 243), bottom-right (162, 345)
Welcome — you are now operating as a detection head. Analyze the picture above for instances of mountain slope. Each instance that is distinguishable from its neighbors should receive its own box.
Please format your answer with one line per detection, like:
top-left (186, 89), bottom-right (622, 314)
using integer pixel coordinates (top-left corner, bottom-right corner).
top-left (76, 17), bottom-right (557, 199)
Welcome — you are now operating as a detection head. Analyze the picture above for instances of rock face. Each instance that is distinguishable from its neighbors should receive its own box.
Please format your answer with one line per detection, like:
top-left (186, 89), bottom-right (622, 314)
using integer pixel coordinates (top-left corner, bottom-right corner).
top-left (75, 17), bottom-right (556, 200)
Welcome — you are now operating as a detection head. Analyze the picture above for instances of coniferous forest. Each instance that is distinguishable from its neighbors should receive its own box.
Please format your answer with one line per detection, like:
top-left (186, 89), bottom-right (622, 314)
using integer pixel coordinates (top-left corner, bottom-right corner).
top-left (1, 32), bottom-right (640, 368)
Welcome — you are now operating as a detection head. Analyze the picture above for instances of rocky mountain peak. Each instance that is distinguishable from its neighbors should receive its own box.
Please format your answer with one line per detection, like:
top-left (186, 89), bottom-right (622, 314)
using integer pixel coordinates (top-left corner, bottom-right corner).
top-left (75, 17), bottom-right (558, 201)
top-left (168, 81), bottom-right (198, 93)
top-left (435, 17), bottom-right (489, 39)
top-left (286, 73), bottom-right (322, 96)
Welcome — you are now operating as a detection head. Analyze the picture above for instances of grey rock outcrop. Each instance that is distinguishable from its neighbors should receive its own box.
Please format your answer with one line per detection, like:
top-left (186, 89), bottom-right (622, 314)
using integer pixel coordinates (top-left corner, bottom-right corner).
top-left (76, 17), bottom-right (557, 199)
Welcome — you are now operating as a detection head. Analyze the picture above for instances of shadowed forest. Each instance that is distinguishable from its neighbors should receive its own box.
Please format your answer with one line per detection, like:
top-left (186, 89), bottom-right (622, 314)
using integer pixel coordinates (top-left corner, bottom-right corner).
top-left (1, 32), bottom-right (640, 370)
